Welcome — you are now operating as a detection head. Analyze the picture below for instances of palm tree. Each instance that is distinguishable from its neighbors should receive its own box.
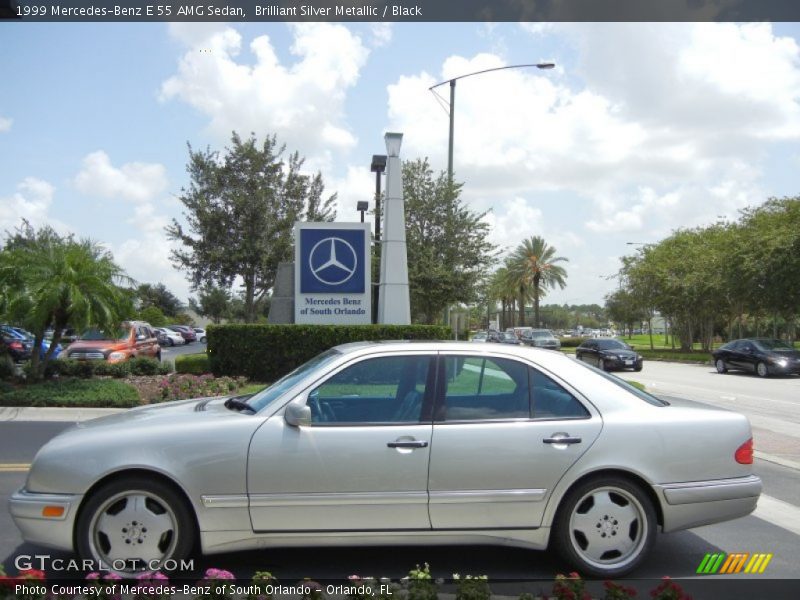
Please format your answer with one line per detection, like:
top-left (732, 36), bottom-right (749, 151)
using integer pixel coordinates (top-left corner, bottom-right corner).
top-left (487, 265), bottom-right (518, 330)
top-left (0, 224), bottom-right (133, 379)
top-left (508, 236), bottom-right (569, 327)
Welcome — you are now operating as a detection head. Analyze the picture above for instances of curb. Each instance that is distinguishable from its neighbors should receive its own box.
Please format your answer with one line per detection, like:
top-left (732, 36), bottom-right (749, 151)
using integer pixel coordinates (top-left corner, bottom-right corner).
top-left (0, 406), bottom-right (126, 422)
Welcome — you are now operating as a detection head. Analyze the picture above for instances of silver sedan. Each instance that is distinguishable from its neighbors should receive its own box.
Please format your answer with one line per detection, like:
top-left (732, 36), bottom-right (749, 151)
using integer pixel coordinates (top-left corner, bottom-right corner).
top-left (10, 342), bottom-right (761, 578)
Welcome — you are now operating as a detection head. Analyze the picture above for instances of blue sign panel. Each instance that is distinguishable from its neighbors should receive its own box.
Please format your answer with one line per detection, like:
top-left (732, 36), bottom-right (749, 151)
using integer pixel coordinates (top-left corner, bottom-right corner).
top-left (299, 227), bottom-right (366, 293)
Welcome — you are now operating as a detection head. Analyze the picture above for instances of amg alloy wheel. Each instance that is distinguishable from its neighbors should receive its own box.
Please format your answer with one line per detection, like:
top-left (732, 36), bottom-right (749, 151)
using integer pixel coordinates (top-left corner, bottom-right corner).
top-left (77, 477), bottom-right (194, 575)
top-left (554, 476), bottom-right (656, 578)
top-left (715, 359), bottom-right (727, 374)
top-left (756, 362), bottom-right (769, 378)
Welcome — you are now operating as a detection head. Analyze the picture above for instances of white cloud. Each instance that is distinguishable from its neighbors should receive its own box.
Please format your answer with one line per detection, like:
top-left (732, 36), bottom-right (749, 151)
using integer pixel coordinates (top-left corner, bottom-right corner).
top-left (387, 23), bottom-right (800, 264)
top-left (74, 151), bottom-right (168, 204)
top-left (369, 23), bottom-right (393, 48)
top-left (161, 24), bottom-right (370, 167)
top-left (0, 116), bottom-right (12, 132)
top-left (0, 178), bottom-right (57, 233)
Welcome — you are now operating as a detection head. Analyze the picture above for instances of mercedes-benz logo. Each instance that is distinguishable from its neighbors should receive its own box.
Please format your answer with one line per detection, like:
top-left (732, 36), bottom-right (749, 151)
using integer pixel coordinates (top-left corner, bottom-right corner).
top-left (309, 236), bottom-right (358, 286)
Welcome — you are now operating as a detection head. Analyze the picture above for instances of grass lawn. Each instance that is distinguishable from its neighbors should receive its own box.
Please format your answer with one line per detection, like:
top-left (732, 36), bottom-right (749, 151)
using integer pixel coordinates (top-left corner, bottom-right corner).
top-left (0, 378), bottom-right (140, 408)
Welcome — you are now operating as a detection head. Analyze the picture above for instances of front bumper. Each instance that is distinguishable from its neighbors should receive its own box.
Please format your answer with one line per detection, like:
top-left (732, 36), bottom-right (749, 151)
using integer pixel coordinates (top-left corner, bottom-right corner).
top-left (9, 488), bottom-right (81, 552)
top-left (604, 355), bottom-right (642, 370)
top-left (656, 474), bottom-right (762, 532)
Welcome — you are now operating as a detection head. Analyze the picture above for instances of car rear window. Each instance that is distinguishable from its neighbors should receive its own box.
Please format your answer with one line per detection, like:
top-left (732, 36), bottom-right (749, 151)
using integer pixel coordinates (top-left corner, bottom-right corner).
top-left (574, 359), bottom-right (668, 406)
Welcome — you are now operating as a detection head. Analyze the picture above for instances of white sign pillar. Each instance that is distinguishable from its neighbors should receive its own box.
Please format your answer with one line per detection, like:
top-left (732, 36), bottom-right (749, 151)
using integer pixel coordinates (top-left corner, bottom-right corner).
top-left (378, 132), bottom-right (411, 324)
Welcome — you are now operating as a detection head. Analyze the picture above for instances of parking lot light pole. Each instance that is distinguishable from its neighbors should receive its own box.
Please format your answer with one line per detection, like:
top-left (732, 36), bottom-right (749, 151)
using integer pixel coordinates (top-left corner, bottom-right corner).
top-left (429, 62), bottom-right (555, 182)
top-left (370, 155), bottom-right (387, 324)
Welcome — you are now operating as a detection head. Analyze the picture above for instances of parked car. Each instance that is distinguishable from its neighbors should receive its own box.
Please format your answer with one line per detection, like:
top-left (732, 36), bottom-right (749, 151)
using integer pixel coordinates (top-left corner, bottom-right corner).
top-left (193, 327), bottom-right (207, 343)
top-left (576, 338), bottom-right (643, 372)
top-left (63, 321), bottom-right (161, 363)
top-left (167, 325), bottom-right (197, 344)
top-left (498, 331), bottom-right (521, 345)
top-left (4, 326), bottom-right (62, 360)
top-left (712, 338), bottom-right (800, 377)
top-left (10, 342), bottom-right (760, 578)
top-left (0, 327), bottom-right (31, 362)
top-left (520, 329), bottom-right (562, 350)
top-left (470, 331), bottom-right (488, 343)
top-left (154, 327), bottom-right (185, 347)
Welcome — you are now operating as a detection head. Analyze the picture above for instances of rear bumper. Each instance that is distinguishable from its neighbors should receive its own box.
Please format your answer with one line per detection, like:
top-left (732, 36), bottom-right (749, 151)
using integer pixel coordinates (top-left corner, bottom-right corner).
top-left (656, 475), bottom-right (761, 532)
top-left (9, 488), bottom-right (80, 552)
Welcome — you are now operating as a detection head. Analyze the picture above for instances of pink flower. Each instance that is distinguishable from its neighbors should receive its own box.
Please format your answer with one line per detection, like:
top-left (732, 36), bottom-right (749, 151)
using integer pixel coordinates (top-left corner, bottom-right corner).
top-left (86, 572), bottom-right (101, 581)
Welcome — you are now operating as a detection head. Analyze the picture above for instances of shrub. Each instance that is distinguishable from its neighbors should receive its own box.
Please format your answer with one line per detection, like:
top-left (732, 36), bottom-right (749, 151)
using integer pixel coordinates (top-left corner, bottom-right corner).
top-left (50, 359), bottom-right (95, 379)
top-left (208, 324), bottom-right (451, 381)
top-left (0, 354), bottom-right (16, 381)
top-left (128, 357), bottom-right (161, 376)
top-left (175, 353), bottom-right (210, 375)
top-left (156, 373), bottom-right (247, 402)
top-left (93, 361), bottom-right (131, 378)
top-left (0, 379), bottom-right (140, 408)
top-left (559, 336), bottom-right (585, 348)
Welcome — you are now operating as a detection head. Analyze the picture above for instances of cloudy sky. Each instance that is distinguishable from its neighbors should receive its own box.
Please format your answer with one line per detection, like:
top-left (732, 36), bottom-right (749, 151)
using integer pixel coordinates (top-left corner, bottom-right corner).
top-left (2, 22), bottom-right (800, 306)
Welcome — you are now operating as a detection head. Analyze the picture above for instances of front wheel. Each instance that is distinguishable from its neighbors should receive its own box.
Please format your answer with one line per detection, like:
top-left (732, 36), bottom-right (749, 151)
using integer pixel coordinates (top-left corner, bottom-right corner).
top-left (553, 476), bottom-right (656, 578)
top-left (76, 477), bottom-right (195, 575)
top-left (756, 362), bottom-right (769, 378)
top-left (715, 358), bottom-right (727, 374)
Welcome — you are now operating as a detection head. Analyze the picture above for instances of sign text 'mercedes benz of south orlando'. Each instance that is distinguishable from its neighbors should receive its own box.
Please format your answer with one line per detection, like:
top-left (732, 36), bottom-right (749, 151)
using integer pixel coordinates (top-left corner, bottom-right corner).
top-left (294, 222), bottom-right (371, 325)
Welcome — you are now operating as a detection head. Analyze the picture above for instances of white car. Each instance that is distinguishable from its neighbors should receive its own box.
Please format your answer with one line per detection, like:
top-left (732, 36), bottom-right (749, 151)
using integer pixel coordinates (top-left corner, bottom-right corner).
top-left (193, 328), bottom-right (207, 343)
top-left (154, 327), bottom-right (185, 347)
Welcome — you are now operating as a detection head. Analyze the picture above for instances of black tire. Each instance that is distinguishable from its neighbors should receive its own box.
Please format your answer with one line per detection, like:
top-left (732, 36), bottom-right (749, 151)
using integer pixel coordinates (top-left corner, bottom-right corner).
top-left (76, 476), bottom-right (195, 575)
top-left (715, 358), bottom-right (727, 374)
top-left (633, 363), bottom-right (643, 372)
top-left (552, 476), bottom-right (656, 578)
top-left (156, 350), bottom-right (162, 362)
top-left (168, 338), bottom-right (174, 347)
top-left (200, 337), bottom-right (207, 344)
top-left (756, 362), bottom-right (769, 378)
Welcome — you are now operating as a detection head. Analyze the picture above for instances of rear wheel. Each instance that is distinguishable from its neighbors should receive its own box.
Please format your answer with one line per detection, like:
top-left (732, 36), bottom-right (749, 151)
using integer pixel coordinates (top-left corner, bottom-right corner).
top-left (715, 358), bottom-right (727, 374)
top-left (756, 362), bottom-right (769, 378)
top-left (553, 476), bottom-right (656, 578)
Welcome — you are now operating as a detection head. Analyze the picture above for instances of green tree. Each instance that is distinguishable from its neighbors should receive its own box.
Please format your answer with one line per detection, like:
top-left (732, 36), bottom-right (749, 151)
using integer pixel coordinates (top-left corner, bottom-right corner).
top-left (135, 283), bottom-right (183, 317)
top-left (189, 285), bottom-right (232, 324)
top-left (167, 132), bottom-right (336, 323)
top-left (507, 236), bottom-right (568, 327)
top-left (138, 305), bottom-right (168, 327)
top-left (402, 158), bottom-right (497, 324)
top-left (0, 222), bottom-right (132, 379)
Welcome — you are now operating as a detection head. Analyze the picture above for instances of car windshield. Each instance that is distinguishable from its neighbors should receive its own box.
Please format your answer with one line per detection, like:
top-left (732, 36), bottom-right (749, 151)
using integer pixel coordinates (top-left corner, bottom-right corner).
top-left (753, 339), bottom-right (795, 351)
top-left (530, 331), bottom-right (551, 338)
top-left (247, 348), bottom-right (343, 413)
top-left (502, 333), bottom-right (517, 340)
top-left (596, 339), bottom-right (628, 350)
top-left (80, 327), bottom-right (128, 341)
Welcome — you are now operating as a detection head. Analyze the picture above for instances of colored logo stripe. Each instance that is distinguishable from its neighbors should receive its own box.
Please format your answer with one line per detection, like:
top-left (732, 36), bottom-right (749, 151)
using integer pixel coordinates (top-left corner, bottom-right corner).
top-left (697, 552), bottom-right (773, 575)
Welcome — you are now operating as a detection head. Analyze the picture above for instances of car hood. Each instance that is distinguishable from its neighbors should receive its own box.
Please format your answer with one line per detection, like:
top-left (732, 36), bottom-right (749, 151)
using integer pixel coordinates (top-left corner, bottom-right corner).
top-left (601, 348), bottom-right (637, 358)
top-left (74, 396), bottom-right (236, 430)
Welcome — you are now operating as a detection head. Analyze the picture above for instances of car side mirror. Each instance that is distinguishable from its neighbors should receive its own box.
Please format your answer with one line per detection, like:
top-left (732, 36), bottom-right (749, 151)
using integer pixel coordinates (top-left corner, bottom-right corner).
top-left (285, 402), bottom-right (312, 427)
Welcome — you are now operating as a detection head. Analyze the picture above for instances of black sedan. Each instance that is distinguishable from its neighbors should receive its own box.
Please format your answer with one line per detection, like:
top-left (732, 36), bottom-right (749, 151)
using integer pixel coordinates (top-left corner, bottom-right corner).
top-left (712, 338), bottom-right (800, 377)
top-left (576, 338), bottom-right (643, 372)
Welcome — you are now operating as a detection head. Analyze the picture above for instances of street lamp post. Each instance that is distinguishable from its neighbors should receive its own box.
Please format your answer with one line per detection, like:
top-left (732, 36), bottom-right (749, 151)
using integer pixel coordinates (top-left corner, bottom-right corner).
top-left (370, 154), bottom-right (387, 324)
top-left (429, 62), bottom-right (555, 181)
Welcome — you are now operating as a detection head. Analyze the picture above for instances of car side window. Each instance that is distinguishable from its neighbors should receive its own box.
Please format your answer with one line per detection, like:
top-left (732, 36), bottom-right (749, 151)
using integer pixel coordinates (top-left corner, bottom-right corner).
top-left (307, 355), bottom-right (433, 425)
top-left (441, 356), bottom-right (530, 421)
top-left (530, 367), bottom-right (590, 419)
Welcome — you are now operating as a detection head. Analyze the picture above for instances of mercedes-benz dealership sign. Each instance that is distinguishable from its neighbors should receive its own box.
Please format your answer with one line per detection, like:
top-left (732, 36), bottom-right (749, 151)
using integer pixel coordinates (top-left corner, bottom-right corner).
top-left (294, 222), bottom-right (371, 324)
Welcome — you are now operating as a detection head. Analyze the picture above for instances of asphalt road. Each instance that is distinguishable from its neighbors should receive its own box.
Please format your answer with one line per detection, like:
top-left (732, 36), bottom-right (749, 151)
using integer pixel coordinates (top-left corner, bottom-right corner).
top-left (1, 361), bottom-right (799, 599)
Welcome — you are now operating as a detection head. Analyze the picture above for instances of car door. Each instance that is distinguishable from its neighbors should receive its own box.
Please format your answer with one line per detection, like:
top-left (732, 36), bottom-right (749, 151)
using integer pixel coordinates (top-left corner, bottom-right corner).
top-left (577, 341), bottom-right (596, 365)
top-left (427, 353), bottom-right (602, 529)
top-left (247, 351), bottom-right (436, 532)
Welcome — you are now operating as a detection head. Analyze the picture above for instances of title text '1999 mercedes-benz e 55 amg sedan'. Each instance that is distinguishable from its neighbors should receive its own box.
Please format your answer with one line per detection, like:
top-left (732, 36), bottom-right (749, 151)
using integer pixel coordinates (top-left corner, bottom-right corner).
top-left (10, 342), bottom-right (761, 578)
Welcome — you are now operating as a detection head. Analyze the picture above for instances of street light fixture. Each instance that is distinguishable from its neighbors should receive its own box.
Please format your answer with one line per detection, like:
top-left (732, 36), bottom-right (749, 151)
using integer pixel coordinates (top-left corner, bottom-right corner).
top-left (356, 200), bottom-right (369, 223)
top-left (429, 62), bottom-right (555, 181)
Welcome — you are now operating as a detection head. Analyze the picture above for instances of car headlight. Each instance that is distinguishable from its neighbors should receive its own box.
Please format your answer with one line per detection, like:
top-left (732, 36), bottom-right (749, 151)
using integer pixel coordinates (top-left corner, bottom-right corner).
top-left (770, 357), bottom-right (788, 367)
top-left (108, 351), bottom-right (126, 360)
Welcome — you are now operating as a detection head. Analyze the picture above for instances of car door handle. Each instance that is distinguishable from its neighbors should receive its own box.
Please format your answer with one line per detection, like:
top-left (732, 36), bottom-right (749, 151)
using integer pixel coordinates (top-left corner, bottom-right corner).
top-left (387, 440), bottom-right (429, 448)
top-left (543, 436), bottom-right (582, 445)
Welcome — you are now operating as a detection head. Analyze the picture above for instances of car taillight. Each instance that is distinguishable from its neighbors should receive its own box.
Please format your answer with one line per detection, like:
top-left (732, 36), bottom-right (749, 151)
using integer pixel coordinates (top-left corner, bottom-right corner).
top-left (9, 341), bottom-right (23, 350)
top-left (735, 437), bottom-right (753, 464)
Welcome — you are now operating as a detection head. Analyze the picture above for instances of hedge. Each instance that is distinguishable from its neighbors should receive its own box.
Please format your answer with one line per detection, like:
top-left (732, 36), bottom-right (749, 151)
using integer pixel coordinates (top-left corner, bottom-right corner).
top-left (175, 353), bottom-right (211, 375)
top-left (208, 324), bottom-right (452, 381)
top-left (0, 378), bottom-right (140, 407)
